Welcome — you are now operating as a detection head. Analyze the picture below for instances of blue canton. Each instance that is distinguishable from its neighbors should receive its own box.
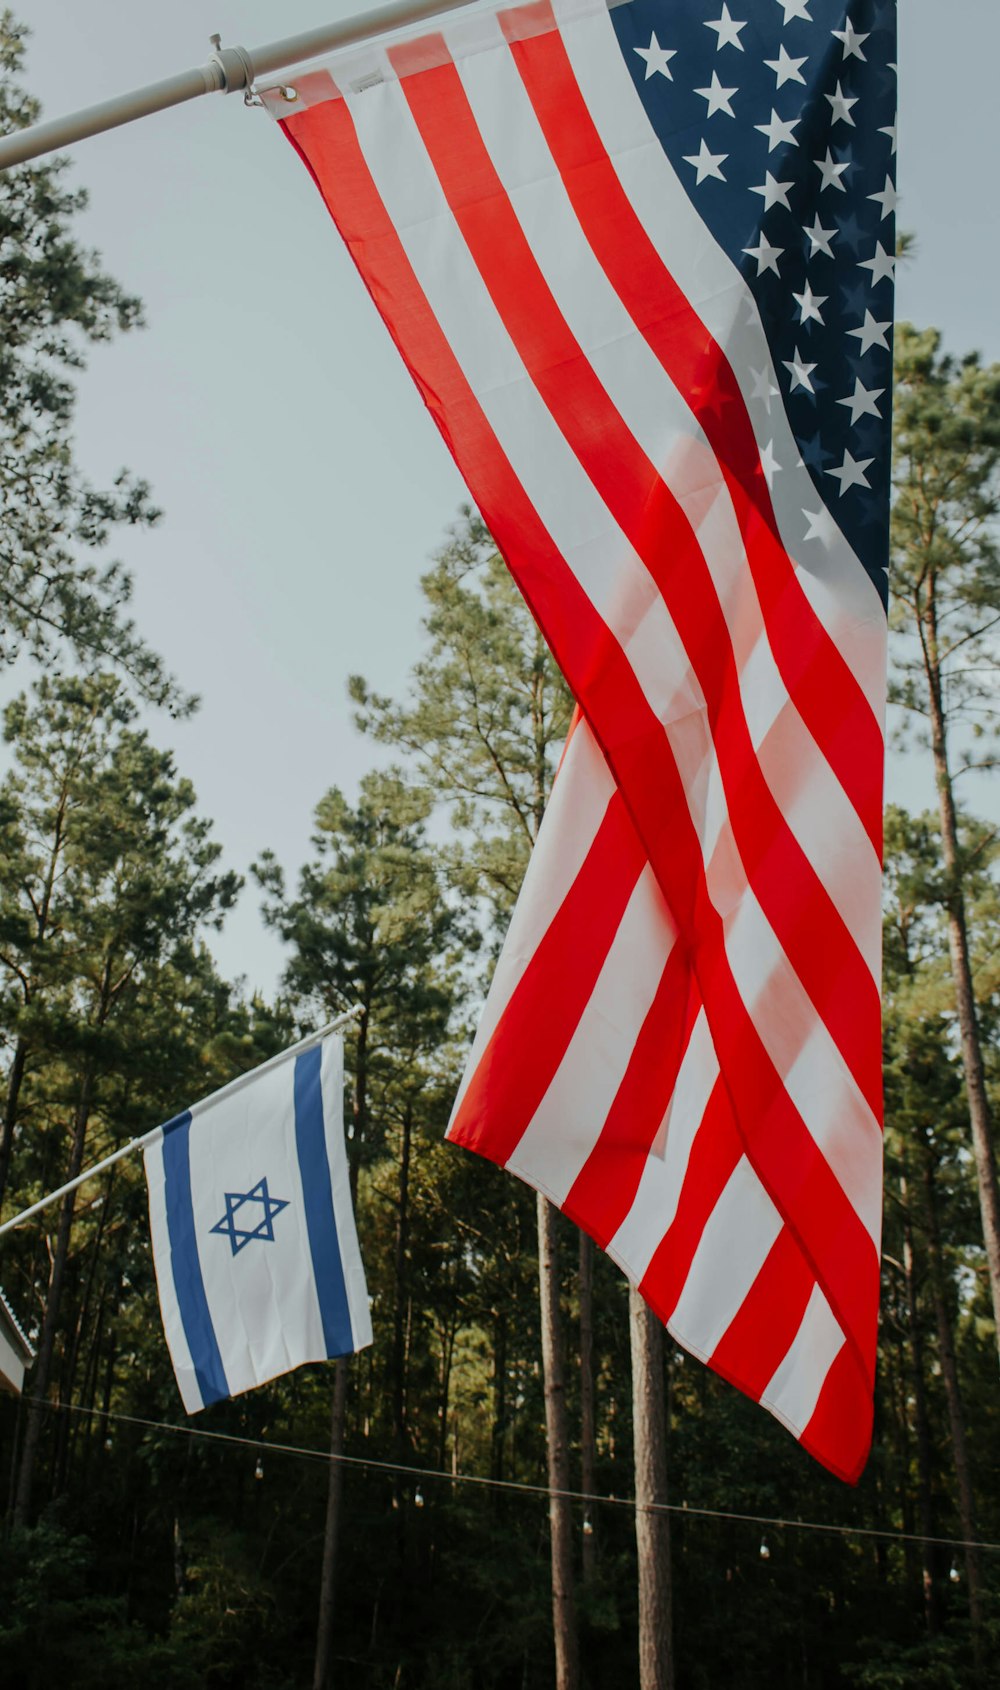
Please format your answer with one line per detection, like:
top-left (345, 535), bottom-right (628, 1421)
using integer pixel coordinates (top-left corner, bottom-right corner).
top-left (612, 0), bottom-right (896, 606)
top-left (210, 1177), bottom-right (290, 1255)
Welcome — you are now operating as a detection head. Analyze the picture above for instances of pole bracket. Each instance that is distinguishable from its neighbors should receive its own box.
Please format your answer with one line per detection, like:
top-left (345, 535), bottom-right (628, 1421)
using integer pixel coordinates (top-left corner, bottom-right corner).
top-left (208, 37), bottom-right (258, 103)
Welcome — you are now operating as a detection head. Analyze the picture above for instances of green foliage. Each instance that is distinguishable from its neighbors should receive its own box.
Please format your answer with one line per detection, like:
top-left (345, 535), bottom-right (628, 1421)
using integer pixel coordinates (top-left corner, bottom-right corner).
top-left (0, 1521), bottom-right (195, 1690)
top-left (890, 324), bottom-right (1000, 762)
top-left (0, 672), bottom-right (242, 1211)
top-left (844, 1621), bottom-right (991, 1690)
top-left (0, 12), bottom-right (186, 707)
top-left (1, 89), bottom-right (1000, 1681)
top-left (350, 508), bottom-right (573, 922)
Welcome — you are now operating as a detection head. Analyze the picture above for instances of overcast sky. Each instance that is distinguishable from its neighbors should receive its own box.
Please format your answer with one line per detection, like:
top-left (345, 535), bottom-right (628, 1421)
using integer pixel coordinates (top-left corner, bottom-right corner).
top-left (9, 0), bottom-right (999, 995)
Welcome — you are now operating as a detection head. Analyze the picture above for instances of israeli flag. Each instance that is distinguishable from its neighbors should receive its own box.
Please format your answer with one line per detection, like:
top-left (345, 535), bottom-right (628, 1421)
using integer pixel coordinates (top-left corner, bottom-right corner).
top-left (144, 1030), bottom-right (371, 1412)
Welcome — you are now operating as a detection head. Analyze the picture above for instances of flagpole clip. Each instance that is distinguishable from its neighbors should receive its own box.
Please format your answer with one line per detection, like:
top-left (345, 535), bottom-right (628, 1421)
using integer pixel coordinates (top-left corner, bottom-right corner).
top-left (208, 35), bottom-right (260, 106)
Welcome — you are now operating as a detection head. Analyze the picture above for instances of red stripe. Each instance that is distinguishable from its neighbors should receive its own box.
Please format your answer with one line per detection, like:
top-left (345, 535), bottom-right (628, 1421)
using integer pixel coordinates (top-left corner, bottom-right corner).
top-left (395, 55), bottom-right (881, 1118)
top-left (503, 2), bottom-right (883, 859)
top-left (280, 95), bottom-right (878, 1396)
top-left (450, 787), bottom-right (647, 1166)
top-left (709, 1227), bottom-right (816, 1402)
top-left (563, 939), bottom-right (701, 1249)
top-left (799, 1342), bottom-right (874, 1486)
top-left (639, 1078), bottom-right (742, 1324)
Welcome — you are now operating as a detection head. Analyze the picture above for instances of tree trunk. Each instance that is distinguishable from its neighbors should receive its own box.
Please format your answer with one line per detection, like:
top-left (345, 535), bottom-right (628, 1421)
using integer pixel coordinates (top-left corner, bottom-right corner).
top-left (0, 790), bottom-right (70, 1217)
top-left (920, 1135), bottom-right (985, 1636)
top-left (313, 1004), bottom-right (368, 1688)
top-left (899, 1174), bottom-right (938, 1631)
top-left (313, 1356), bottom-right (350, 1690)
top-left (537, 1193), bottom-right (579, 1690)
top-left (491, 1311), bottom-right (507, 1482)
top-left (579, 1231), bottom-right (596, 1580)
top-left (924, 631), bottom-right (1000, 1367)
top-left (13, 1071), bottom-right (94, 1527)
top-left (629, 1289), bottom-right (675, 1690)
top-left (437, 1310), bottom-right (457, 1474)
top-left (392, 1103), bottom-right (413, 1474)
top-left (0, 1035), bottom-right (28, 1216)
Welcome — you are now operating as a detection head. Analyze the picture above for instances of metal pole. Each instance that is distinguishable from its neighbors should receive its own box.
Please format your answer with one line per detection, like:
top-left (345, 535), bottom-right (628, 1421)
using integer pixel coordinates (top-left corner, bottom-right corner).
top-left (0, 1006), bottom-right (362, 1241)
top-left (0, 0), bottom-right (482, 171)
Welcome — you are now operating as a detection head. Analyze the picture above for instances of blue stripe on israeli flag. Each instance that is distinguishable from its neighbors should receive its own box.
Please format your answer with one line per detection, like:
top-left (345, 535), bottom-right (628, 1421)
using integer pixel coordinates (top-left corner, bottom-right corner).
top-left (161, 1110), bottom-right (230, 1408)
top-left (144, 1032), bottom-right (372, 1413)
top-left (294, 1046), bottom-right (355, 1358)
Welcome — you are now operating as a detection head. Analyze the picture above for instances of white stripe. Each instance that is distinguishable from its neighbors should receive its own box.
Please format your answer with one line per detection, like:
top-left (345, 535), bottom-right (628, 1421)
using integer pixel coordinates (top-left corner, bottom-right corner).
top-left (185, 1059), bottom-right (330, 1400)
top-left (456, 29), bottom-right (881, 970)
top-left (144, 1135), bottom-right (202, 1413)
top-left (608, 1008), bottom-right (720, 1283)
top-left (724, 887), bottom-right (883, 1246)
top-left (320, 1035), bottom-right (373, 1350)
top-left (508, 860), bottom-right (677, 1203)
top-left (350, 71), bottom-right (881, 1109)
top-left (349, 21), bottom-right (881, 1323)
top-left (449, 719), bottom-right (616, 1119)
top-left (347, 77), bottom-right (696, 699)
top-left (736, 619), bottom-right (881, 984)
top-left (285, 3), bottom-right (886, 729)
top-left (551, 0), bottom-right (887, 726)
top-left (668, 1156), bottom-right (783, 1362)
top-left (762, 1283), bottom-right (846, 1438)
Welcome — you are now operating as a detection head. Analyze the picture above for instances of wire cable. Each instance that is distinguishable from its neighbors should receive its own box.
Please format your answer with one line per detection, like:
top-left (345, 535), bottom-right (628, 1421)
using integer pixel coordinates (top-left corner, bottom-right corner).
top-left (26, 1396), bottom-right (1000, 1557)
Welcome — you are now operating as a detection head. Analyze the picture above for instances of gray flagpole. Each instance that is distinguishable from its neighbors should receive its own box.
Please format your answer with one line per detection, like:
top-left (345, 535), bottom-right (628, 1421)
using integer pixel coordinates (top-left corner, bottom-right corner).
top-left (0, 1006), bottom-right (362, 1241)
top-left (0, 0), bottom-right (482, 171)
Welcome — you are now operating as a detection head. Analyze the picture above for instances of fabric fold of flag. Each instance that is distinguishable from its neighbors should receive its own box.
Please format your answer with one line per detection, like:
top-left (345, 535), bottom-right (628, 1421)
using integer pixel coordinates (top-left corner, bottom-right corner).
top-left (265, 0), bottom-right (895, 1480)
top-left (145, 1032), bottom-right (371, 1413)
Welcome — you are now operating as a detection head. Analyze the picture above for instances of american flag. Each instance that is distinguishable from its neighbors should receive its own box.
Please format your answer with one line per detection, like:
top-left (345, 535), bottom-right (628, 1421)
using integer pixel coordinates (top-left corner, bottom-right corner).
top-left (266, 0), bottom-right (895, 1481)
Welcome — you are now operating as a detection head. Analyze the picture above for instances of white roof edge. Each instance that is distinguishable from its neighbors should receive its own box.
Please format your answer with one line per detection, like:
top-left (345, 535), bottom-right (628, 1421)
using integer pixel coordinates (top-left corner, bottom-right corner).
top-left (0, 1285), bottom-right (34, 1361)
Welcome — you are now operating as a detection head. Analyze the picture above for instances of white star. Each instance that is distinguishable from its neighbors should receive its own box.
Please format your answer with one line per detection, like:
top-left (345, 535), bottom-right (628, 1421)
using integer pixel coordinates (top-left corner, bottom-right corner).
top-left (782, 345), bottom-right (817, 392)
top-left (764, 45), bottom-right (808, 87)
top-left (755, 108), bottom-right (800, 152)
top-left (634, 33), bottom-right (678, 80)
top-left (804, 214), bottom-right (837, 257)
top-left (750, 366), bottom-right (780, 413)
top-left (704, 6), bottom-right (747, 51)
top-left (803, 505), bottom-right (839, 546)
top-left (825, 81), bottom-right (858, 127)
top-left (793, 281), bottom-right (827, 325)
top-left (827, 449), bottom-right (874, 495)
top-left (775, 0), bottom-right (812, 20)
top-left (833, 20), bottom-right (869, 61)
top-left (743, 235), bottom-right (784, 276)
top-left (760, 440), bottom-right (782, 491)
top-left (695, 71), bottom-right (738, 117)
top-left (683, 139), bottom-right (728, 184)
top-left (750, 171), bottom-right (794, 211)
top-left (859, 241), bottom-right (896, 286)
top-left (880, 116), bottom-right (898, 155)
top-left (869, 173), bottom-right (898, 220)
top-left (837, 378), bottom-right (884, 425)
top-left (814, 148), bottom-right (849, 193)
top-left (847, 310), bottom-right (892, 354)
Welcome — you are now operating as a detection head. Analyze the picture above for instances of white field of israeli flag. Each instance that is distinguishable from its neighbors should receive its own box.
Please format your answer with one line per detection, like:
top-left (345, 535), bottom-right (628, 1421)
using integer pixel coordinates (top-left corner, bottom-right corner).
top-left (144, 1032), bottom-right (371, 1413)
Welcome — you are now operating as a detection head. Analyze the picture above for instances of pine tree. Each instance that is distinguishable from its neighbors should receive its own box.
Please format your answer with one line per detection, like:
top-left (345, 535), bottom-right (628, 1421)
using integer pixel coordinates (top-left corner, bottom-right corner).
top-left (351, 512), bottom-right (589, 1685)
top-left (0, 12), bottom-right (182, 705)
top-left (255, 770), bottom-right (469, 1690)
top-left (890, 323), bottom-right (1000, 1368)
top-left (0, 673), bottom-right (239, 1524)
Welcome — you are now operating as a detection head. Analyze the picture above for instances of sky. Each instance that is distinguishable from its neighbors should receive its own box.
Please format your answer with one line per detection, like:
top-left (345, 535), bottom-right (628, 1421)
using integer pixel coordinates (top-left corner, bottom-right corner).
top-left (8, 0), bottom-right (999, 996)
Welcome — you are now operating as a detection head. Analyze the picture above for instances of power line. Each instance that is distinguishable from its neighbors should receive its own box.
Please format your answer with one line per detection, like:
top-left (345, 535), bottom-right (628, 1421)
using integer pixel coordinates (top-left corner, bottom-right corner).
top-left (28, 1396), bottom-right (1000, 1558)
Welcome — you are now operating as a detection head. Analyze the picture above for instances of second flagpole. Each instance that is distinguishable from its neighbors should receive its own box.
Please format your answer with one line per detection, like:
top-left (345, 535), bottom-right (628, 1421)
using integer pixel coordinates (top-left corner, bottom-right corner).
top-left (0, 1005), bottom-right (362, 1241)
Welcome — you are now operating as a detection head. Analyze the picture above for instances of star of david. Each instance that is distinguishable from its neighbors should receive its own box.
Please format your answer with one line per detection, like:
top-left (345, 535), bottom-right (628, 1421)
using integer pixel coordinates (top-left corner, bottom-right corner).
top-left (210, 1177), bottom-right (290, 1256)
